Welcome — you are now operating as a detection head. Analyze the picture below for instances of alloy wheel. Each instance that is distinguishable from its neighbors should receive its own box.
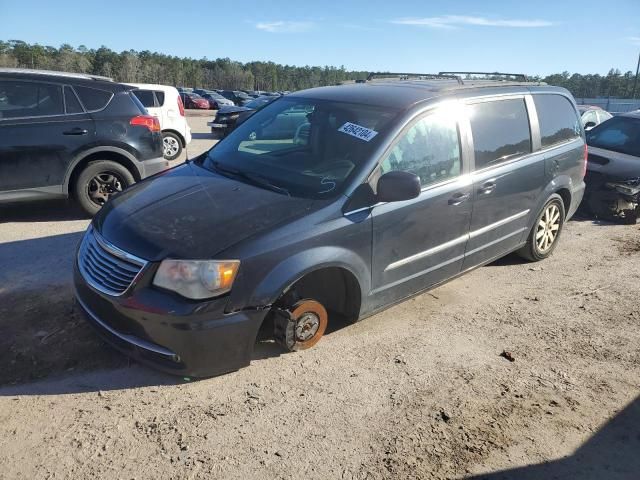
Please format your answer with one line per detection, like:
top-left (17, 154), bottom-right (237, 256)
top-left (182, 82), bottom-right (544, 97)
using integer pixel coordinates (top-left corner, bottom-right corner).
top-left (163, 136), bottom-right (180, 157)
top-left (535, 203), bottom-right (561, 253)
top-left (87, 172), bottom-right (125, 206)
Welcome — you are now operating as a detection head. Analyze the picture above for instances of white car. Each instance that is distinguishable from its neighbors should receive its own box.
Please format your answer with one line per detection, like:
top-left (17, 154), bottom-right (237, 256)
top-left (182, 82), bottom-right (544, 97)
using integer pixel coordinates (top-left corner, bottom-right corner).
top-left (128, 83), bottom-right (192, 161)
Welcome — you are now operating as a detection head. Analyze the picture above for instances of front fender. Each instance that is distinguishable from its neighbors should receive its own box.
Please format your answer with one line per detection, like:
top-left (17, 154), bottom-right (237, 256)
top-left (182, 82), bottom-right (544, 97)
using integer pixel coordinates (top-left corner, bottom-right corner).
top-left (229, 246), bottom-right (371, 311)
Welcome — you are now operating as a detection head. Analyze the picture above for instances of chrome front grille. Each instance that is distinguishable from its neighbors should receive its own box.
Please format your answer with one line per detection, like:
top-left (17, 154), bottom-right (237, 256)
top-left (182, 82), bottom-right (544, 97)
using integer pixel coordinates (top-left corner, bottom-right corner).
top-left (78, 227), bottom-right (147, 296)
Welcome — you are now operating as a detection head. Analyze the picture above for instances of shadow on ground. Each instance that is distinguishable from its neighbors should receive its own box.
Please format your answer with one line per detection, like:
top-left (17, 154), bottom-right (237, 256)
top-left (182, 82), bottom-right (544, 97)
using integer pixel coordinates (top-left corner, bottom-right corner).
top-left (0, 200), bottom-right (88, 223)
top-left (465, 395), bottom-right (640, 480)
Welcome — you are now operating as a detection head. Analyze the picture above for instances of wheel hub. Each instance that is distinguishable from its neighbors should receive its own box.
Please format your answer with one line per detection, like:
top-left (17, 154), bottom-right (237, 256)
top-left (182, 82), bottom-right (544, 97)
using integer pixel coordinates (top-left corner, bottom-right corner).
top-left (88, 173), bottom-right (124, 205)
top-left (163, 137), bottom-right (179, 156)
top-left (295, 312), bottom-right (321, 342)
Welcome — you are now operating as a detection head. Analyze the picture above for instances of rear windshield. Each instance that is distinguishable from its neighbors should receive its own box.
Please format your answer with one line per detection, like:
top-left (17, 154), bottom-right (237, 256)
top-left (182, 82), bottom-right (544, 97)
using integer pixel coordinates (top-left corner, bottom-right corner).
top-left (202, 97), bottom-right (400, 199)
top-left (587, 116), bottom-right (640, 157)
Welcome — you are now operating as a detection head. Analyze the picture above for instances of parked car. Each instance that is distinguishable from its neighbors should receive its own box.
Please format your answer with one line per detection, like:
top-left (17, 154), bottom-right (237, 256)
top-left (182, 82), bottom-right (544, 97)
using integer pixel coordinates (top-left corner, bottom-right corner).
top-left (208, 95), bottom-right (278, 137)
top-left (199, 92), bottom-right (234, 109)
top-left (0, 68), bottom-right (166, 215)
top-left (75, 74), bottom-right (586, 377)
top-left (128, 83), bottom-right (191, 161)
top-left (219, 90), bottom-right (252, 106)
top-left (179, 92), bottom-right (209, 109)
top-left (577, 105), bottom-right (612, 130)
top-left (582, 112), bottom-right (640, 223)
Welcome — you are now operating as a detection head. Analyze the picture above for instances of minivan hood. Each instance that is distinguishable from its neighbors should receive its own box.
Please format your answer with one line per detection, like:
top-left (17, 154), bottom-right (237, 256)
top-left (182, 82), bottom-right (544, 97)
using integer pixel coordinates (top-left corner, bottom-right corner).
top-left (94, 162), bottom-right (316, 261)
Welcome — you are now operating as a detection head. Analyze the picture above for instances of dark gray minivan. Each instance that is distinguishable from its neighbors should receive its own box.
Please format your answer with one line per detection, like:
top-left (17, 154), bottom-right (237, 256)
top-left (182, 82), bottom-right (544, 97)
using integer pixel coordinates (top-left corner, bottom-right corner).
top-left (74, 73), bottom-right (586, 377)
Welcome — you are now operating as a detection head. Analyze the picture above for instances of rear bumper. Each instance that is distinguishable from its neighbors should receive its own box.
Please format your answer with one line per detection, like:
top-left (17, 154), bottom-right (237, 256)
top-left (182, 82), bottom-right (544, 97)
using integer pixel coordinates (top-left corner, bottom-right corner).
top-left (137, 156), bottom-right (170, 179)
top-left (567, 180), bottom-right (586, 220)
top-left (73, 262), bottom-right (267, 378)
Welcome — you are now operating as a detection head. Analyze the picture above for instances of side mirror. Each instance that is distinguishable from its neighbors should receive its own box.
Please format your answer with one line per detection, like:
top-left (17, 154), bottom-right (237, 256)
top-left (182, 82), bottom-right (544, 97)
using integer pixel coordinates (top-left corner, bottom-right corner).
top-left (376, 171), bottom-right (421, 203)
top-left (584, 121), bottom-right (596, 130)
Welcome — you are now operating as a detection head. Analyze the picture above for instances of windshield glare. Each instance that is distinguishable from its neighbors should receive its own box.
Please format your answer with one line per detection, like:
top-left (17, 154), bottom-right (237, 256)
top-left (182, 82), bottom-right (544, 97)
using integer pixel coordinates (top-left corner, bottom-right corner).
top-left (588, 116), bottom-right (640, 157)
top-left (202, 97), bottom-right (399, 199)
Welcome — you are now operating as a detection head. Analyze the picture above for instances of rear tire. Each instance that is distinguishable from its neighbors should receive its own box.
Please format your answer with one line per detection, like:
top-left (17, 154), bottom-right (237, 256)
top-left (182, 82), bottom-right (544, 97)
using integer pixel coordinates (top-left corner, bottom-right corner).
top-left (74, 161), bottom-right (135, 216)
top-left (517, 194), bottom-right (565, 262)
top-left (162, 132), bottom-right (182, 161)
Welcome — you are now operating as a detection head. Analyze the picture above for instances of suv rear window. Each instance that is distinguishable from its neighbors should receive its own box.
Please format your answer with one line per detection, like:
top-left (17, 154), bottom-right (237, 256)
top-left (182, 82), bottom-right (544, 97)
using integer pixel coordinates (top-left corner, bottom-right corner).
top-left (0, 81), bottom-right (64, 119)
top-left (73, 86), bottom-right (113, 111)
top-left (132, 89), bottom-right (155, 108)
top-left (533, 94), bottom-right (581, 147)
top-left (468, 98), bottom-right (532, 170)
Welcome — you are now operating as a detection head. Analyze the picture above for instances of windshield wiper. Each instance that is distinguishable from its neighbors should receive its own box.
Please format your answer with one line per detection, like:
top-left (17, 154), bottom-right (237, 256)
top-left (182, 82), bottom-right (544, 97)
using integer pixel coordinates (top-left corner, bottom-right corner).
top-left (212, 161), bottom-right (290, 196)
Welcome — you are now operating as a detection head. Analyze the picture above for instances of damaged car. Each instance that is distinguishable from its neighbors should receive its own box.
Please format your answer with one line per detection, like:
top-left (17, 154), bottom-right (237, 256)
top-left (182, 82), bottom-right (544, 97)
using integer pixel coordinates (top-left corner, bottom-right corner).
top-left (74, 74), bottom-right (586, 378)
top-left (583, 112), bottom-right (640, 223)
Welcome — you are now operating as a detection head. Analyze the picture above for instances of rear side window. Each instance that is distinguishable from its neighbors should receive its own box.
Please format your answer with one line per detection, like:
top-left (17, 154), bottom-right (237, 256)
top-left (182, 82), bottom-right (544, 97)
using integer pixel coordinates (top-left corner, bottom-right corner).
top-left (380, 108), bottom-right (461, 187)
top-left (468, 99), bottom-right (532, 170)
top-left (155, 91), bottom-right (165, 106)
top-left (533, 94), bottom-right (581, 147)
top-left (0, 80), bottom-right (63, 118)
top-left (132, 89), bottom-right (155, 108)
top-left (73, 86), bottom-right (113, 111)
top-left (64, 86), bottom-right (83, 114)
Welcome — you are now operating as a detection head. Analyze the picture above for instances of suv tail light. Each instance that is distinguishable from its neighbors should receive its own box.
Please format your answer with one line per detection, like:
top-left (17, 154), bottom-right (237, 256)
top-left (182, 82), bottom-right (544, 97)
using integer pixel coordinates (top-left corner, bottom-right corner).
top-left (130, 115), bottom-right (160, 132)
top-left (582, 143), bottom-right (588, 178)
top-left (177, 96), bottom-right (185, 117)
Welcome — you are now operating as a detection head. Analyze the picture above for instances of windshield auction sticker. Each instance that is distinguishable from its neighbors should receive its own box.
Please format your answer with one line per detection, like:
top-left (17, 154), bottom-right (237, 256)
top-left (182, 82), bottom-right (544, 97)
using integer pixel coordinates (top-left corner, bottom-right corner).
top-left (338, 122), bottom-right (378, 142)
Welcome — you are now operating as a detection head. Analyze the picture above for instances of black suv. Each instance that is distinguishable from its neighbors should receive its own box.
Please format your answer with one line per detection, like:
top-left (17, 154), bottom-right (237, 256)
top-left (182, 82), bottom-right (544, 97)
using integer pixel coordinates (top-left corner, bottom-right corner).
top-left (75, 72), bottom-right (586, 378)
top-left (0, 68), bottom-right (166, 215)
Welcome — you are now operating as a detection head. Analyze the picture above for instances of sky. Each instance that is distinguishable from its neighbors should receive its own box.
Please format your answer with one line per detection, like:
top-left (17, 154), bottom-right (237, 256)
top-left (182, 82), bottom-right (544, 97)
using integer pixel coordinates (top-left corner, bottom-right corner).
top-left (1, 0), bottom-right (640, 76)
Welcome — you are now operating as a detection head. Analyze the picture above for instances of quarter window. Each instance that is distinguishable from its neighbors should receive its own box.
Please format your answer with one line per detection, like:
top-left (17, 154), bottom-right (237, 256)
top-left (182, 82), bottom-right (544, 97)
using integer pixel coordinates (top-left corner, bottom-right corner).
top-left (64, 86), bottom-right (83, 114)
top-left (132, 89), bottom-right (155, 108)
top-left (533, 94), bottom-right (581, 147)
top-left (380, 109), bottom-right (461, 187)
top-left (0, 81), bottom-right (64, 118)
top-left (468, 99), bottom-right (532, 170)
top-left (154, 91), bottom-right (165, 106)
top-left (74, 86), bottom-right (113, 111)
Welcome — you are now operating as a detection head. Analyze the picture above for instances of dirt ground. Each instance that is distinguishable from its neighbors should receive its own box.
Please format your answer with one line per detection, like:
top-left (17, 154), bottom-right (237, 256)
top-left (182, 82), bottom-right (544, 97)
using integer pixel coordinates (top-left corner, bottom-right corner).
top-left (1, 116), bottom-right (639, 479)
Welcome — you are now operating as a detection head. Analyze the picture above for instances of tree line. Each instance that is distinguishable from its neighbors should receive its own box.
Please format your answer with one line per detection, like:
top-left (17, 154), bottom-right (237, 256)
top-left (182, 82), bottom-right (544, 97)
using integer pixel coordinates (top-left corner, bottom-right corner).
top-left (1, 40), bottom-right (638, 98)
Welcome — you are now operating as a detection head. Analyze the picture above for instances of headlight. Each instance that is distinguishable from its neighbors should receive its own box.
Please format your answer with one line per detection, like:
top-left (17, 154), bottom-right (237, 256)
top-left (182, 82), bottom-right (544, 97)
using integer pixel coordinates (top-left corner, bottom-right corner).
top-left (153, 259), bottom-right (240, 299)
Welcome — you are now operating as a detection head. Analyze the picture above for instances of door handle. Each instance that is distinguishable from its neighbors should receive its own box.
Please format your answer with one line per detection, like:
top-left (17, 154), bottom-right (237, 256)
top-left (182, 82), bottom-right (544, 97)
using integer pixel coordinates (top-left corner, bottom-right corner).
top-left (448, 192), bottom-right (471, 205)
top-left (63, 128), bottom-right (88, 135)
top-left (478, 181), bottom-right (496, 195)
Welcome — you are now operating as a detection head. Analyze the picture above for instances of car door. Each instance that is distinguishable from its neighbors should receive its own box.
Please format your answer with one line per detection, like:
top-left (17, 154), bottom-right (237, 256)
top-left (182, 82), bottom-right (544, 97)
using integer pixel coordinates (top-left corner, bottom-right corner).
top-left (0, 80), bottom-right (95, 197)
top-left (461, 95), bottom-right (545, 270)
top-left (370, 104), bottom-right (473, 307)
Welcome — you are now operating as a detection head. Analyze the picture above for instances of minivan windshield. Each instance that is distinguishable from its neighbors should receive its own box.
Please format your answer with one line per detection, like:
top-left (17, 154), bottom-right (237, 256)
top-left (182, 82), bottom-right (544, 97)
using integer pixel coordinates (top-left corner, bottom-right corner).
top-left (201, 97), bottom-right (400, 198)
top-left (587, 116), bottom-right (640, 158)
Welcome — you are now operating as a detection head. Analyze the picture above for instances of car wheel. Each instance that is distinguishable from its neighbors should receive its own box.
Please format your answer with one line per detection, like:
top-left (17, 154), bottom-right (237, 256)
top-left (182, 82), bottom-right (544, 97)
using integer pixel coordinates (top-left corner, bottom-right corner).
top-left (273, 299), bottom-right (328, 352)
top-left (162, 132), bottom-right (182, 161)
top-left (517, 194), bottom-right (566, 262)
top-left (74, 161), bottom-right (135, 216)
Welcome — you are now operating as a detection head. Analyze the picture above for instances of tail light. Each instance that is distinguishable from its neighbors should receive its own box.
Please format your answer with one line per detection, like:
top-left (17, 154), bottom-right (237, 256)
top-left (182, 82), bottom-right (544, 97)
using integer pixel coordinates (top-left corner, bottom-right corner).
top-left (177, 96), bottom-right (185, 117)
top-left (130, 115), bottom-right (161, 132)
top-left (582, 143), bottom-right (588, 178)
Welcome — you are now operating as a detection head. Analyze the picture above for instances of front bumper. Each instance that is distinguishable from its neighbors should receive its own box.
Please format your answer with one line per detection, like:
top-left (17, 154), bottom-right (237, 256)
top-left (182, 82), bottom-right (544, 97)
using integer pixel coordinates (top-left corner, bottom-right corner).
top-left (73, 261), bottom-right (267, 377)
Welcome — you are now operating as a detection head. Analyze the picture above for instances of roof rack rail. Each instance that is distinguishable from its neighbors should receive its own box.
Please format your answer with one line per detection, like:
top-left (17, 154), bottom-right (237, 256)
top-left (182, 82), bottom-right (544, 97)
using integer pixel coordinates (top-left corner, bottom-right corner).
top-left (439, 71), bottom-right (529, 82)
top-left (0, 67), bottom-right (113, 82)
top-left (367, 72), bottom-right (463, 84)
